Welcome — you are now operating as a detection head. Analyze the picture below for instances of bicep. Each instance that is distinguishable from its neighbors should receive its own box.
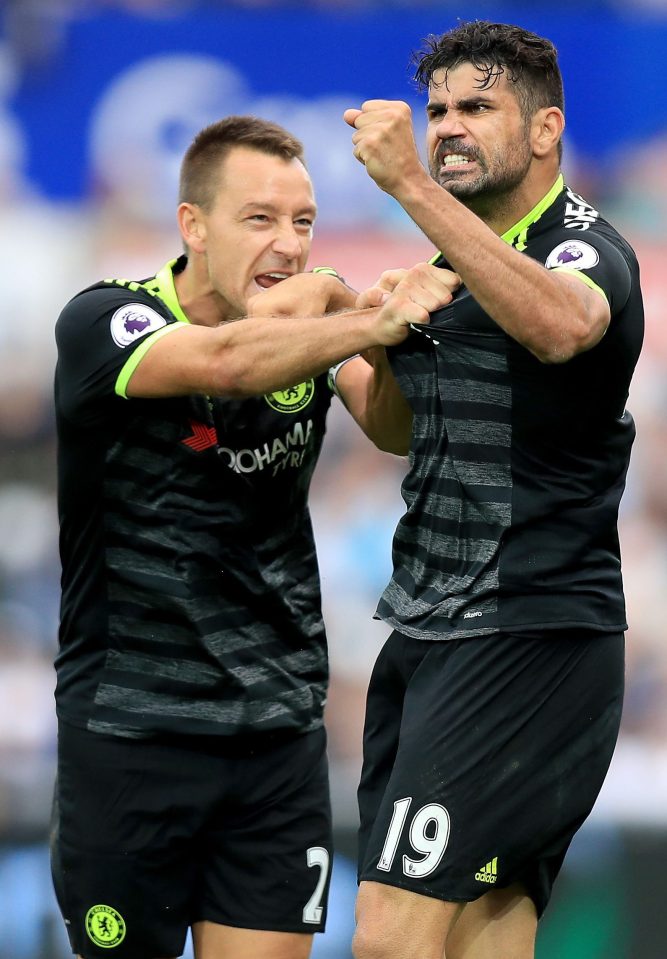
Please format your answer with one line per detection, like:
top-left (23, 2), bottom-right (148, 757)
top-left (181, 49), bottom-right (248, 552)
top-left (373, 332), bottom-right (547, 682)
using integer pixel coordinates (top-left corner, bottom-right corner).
top-left (124, 323), bottom-right (220, 398)
top-left (550, 270), bottom-right (611, 351)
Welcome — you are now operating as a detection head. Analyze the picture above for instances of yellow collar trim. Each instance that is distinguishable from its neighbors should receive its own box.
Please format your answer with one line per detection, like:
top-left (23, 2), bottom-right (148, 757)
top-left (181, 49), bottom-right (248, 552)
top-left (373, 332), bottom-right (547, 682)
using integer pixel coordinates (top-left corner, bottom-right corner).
top-left (151, 259), bottom-right (191, 324)
top-left (429, 174), bottom-right (564, 262)
top-left (501, 174), bottom-right (564, 250)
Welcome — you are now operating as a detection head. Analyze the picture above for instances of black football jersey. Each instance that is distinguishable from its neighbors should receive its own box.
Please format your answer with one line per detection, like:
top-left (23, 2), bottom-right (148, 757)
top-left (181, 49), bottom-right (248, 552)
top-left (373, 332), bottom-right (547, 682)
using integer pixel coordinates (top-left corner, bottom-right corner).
top-left (55, 257), bottom-right (333, 737)
top-left (378, 176), bottom-right (644, 640)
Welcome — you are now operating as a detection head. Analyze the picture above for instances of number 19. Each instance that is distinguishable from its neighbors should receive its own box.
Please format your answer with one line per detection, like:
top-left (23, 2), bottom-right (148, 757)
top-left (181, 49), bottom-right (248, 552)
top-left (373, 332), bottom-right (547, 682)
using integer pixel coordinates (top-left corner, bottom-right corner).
top-left (377, 797), bottom-right (450, 879)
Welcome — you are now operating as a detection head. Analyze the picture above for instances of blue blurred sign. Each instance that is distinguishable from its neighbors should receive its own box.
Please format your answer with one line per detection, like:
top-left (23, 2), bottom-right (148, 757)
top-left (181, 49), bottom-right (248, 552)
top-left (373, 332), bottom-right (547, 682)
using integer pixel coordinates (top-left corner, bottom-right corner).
top-left (2, 4), bottom-right (666, 214)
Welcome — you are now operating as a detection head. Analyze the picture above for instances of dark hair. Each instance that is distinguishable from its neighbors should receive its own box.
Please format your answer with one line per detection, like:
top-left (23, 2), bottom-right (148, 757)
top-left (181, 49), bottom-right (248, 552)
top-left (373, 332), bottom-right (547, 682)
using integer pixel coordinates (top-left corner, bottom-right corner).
top-left (413, 21), bottom-right (564, 123)
top-left (179, 115), bottom-right (306, 210)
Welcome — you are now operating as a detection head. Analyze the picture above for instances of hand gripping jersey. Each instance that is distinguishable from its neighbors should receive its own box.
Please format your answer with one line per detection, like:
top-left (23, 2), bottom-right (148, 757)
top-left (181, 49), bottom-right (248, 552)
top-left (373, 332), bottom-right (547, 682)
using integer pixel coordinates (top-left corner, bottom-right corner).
top-left (55, 257), bottom-right (333, 738)
top-left (378, 175), bottom-right (644, 640)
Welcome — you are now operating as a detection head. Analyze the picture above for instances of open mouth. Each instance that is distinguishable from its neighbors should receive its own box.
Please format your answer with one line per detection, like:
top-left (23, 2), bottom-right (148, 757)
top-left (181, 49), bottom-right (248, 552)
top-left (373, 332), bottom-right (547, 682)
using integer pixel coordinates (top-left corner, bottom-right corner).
top-left (254, 272), bottom-right (291, 290)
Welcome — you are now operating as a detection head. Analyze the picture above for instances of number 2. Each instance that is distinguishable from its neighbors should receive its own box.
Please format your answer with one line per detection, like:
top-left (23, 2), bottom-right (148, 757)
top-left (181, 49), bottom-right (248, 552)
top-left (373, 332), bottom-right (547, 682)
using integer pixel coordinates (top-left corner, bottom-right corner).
top-left (377, 797), bottom-right (450, 879)
top-left (302, 846), bottom-right (330, 924)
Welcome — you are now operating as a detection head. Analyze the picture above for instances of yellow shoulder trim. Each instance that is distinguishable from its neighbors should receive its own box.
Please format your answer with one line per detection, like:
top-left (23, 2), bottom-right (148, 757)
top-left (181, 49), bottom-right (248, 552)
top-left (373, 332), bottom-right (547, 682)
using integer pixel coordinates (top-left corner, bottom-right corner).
top-left (114, 323), bottom-right (187, 399)
top-left (550, 266), bottom-right (609, 306)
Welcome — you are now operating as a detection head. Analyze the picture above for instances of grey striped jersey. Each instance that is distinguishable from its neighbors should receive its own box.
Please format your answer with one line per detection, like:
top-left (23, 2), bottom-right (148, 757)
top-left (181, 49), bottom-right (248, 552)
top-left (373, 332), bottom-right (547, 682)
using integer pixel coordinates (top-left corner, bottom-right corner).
top-left (377, 176), bottom-right (644, 641)
top-left (55, 257), bottom-right (332, 738)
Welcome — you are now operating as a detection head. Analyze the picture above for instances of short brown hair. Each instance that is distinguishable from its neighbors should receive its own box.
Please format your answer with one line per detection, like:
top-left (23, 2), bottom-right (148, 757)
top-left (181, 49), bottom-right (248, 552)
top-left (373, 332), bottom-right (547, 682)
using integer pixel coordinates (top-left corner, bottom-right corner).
top-left (413, 21), bottom-right (564, 124)
top-left (179, 115), bottom-right (306, 211)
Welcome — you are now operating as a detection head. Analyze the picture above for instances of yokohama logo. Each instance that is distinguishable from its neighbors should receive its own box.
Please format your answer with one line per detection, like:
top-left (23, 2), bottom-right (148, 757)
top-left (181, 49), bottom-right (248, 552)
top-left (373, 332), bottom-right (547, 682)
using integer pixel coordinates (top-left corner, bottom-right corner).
top-left (182, 420), bottom-right (217, 451)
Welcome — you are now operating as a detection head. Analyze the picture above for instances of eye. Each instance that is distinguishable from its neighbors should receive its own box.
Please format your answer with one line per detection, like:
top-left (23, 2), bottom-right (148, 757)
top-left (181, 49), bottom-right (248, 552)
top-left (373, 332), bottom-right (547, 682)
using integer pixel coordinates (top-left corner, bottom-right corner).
top-left (295, 217), bottom-right (314, 230)
top-left (426, 106), bottom-right (446, 123)
top-left (248, 213), bottom-right (270, 223)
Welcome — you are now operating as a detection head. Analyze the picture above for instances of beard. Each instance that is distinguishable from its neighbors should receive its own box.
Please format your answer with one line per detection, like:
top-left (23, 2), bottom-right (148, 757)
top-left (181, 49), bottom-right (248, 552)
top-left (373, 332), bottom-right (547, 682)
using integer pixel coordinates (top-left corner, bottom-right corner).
top-left (428, 136), bottom-right (533, 204)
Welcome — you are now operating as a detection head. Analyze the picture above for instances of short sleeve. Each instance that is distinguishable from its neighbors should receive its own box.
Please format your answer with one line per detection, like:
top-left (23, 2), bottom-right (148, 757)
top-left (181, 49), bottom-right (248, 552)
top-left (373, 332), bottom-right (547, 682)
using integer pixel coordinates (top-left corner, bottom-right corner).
top-left (55, 286), bottom-right (185, 423)
top-left (542, 227), bottom-right (634, 315)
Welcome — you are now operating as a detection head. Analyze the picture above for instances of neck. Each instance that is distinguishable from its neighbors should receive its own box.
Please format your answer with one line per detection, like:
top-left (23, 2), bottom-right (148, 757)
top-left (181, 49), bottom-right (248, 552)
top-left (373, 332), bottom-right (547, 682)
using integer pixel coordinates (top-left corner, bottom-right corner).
top-left (173, 255), bottom-right (234, 327)
top-left (464, 162), bottom-right (561, 237)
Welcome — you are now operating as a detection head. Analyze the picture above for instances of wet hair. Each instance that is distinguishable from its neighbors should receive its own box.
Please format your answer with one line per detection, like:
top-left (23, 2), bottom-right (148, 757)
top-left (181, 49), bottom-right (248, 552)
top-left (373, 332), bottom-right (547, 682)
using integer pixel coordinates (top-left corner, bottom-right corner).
top-left (179, 115), bottom-right (306, 211)
top-left (413, 21), bottom-right (564, 124)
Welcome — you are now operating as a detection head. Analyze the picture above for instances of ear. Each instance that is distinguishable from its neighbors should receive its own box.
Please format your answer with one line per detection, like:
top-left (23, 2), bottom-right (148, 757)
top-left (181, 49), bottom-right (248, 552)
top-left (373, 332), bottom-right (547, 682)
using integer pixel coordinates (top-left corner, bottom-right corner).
top-left (177, 202), bottom-right (206, 254)
top-left (531, 106), bottom-right (565, 159)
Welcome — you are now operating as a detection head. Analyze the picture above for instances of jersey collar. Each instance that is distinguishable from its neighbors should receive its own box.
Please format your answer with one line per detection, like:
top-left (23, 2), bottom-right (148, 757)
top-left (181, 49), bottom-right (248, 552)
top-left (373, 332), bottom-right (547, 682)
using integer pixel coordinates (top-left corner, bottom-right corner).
top-left (500, 174), bottom-right (564, 251)
top-left (428, 173), bottom-right (565, 265)
top-left (152, 257), bottom-right (191, 324)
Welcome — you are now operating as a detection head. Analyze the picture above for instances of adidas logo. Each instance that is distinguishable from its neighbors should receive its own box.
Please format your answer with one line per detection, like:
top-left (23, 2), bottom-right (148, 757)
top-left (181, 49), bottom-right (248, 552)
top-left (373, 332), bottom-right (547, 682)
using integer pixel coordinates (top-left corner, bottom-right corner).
top-left (475, 857), bottom-right (498, 884)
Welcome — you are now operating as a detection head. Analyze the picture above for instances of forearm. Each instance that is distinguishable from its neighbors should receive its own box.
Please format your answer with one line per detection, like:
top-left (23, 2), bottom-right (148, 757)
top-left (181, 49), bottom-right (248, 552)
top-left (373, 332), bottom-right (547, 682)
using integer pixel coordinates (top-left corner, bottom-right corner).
top-left (337, 351), bottom-right (413, 455)
top-left (127, 307), bottom-right (390, 400)
top-left (213, 263), bottom-right (461, 396)
top-left (212, 310), bottom-right (385, 396)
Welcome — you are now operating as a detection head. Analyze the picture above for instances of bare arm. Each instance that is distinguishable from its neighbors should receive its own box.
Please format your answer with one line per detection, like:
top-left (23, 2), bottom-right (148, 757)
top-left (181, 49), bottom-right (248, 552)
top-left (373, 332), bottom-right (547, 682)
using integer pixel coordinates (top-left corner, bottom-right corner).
top-left (335, 349), bottom-right (413, 455)
top-left (125, 269), bottom-right (453, 399)
top-left (344, 100), bottom-right (610, 364)
top-left (391, 173), bottom-right (609, 364)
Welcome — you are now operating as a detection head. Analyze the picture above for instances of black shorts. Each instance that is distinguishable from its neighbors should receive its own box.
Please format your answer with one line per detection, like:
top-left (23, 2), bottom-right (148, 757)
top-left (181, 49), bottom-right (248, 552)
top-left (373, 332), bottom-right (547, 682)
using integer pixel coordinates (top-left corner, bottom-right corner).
top-left (357, 629), bottom-right (624, 917)
top-left (51, 722), bottom-right (333, 959)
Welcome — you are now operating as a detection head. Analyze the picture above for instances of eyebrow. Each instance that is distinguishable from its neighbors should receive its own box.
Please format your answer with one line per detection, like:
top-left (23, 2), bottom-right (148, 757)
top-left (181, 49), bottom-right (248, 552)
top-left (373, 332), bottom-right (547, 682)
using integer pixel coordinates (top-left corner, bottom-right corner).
top-left (239, 200), bottom-right (317, 216)
top-left (427, 94), bottom-right (494, 113)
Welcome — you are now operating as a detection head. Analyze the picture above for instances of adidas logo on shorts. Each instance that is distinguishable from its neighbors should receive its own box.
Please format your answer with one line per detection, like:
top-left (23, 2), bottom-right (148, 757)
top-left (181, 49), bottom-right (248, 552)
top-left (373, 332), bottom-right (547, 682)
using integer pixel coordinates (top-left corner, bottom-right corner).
top-left (475, 857), bottom-right (498, 883)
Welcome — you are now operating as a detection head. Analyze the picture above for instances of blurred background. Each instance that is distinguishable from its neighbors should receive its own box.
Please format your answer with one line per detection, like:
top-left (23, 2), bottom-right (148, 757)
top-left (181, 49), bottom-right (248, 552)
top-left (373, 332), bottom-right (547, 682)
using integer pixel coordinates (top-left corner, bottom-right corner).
top-left (0, 0), bottom-right (666, 956)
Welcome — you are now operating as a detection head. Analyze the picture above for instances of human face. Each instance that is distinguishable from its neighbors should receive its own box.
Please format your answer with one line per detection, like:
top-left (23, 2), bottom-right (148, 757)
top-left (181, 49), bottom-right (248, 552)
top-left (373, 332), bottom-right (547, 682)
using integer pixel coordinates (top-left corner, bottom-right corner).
top-left (426, 62), bottom-right (533, 206)
top-left (197, 146), bottom-right (317, 319)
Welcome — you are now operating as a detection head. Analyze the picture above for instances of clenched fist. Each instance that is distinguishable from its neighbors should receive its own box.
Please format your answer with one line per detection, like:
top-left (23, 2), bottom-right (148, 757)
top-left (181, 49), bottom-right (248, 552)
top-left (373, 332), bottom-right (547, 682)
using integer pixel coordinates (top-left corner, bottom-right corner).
top-left (247, 271), bottom-right (356, 319)
top-left (370, 262), bottom-right (461, 346)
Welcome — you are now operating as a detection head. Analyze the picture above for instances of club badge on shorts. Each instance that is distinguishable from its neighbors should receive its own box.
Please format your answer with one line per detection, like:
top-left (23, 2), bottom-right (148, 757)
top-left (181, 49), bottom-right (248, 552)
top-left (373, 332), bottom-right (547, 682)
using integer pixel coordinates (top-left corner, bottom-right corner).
top-left (85, 904), bottom-right (126, 949)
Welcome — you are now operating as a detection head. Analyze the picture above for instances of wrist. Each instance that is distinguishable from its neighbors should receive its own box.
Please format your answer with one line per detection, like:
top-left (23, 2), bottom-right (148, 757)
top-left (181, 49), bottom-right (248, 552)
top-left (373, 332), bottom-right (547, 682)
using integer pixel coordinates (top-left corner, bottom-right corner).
top-left (312, 268), bottom-right (357, 312)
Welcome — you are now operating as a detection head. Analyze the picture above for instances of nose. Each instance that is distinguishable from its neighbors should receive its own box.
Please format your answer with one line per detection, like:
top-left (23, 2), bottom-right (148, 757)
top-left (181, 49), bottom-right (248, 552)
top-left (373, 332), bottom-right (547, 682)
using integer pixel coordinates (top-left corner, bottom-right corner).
top-left (435, 111), bottom-right (466, 140)
top-left (272, 222), bottom-right (303, 260)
